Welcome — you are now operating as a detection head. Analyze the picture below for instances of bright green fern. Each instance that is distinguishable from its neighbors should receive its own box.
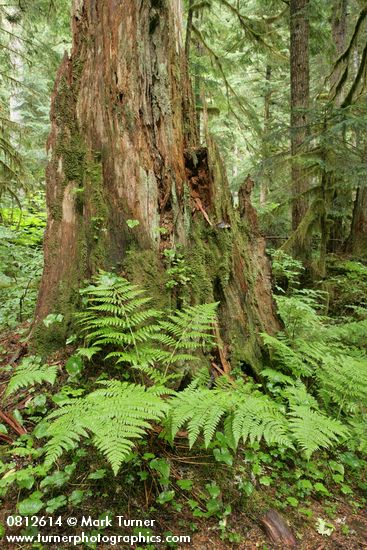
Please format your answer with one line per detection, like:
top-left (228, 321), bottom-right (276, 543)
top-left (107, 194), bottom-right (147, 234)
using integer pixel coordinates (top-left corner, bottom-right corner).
top-left (45, 381), bottom-right (173, 475)
top-left (166, 377), bottom-right (346, 456)
top-left (6, 356), bottom-right (58, 397)
top-left (77, 271), bottom-right (217, 375)
top-left (288, 406), bottom-right (348, 459)
top-left (41, 275), bottom-right (358, 474)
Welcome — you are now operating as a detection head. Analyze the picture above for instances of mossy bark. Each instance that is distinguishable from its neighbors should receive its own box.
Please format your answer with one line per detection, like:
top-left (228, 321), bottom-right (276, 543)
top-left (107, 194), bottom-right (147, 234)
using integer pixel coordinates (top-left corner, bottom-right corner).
top-left (346, 187), bottom-right (367, 257)
top-left (35, 0), bottom-right (279, 369)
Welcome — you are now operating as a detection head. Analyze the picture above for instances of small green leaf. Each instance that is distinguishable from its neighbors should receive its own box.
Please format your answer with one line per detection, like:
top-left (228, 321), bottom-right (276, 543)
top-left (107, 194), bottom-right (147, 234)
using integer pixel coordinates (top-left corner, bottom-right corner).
top-left (126, 219), bottom-right (140, 229)
top-left (259, 476), bottom-right (272, 486)
top-left (77, 347), bottom-right (101, 360)
top-left (299, 507), bottom-right (313, 518)
top-left (150, 458), bottom-right (170, 483)
top-left (340, 484), bottom-right (353, 495)
top-left (65, 355), bottom-right (83, 377)
top-left (287, 496), bottom-right (299, 507)
top-left (16, 471), bottom-right (35, 490)
top-left (177, 479), bottom-right (193, 491)
top-left (329, 461), bottom-right (344, 475)
top-left (40, 471), bottom-right (69, 489)
top-left (205, 482), bottom-right (221, 499)
top-left (46, 495), bottom-right (67, 513)
top-left (240, 481), bottom-right (254, 497)
top-left (33, 420), bottom-right (50, 439)
top-left (12, 410), bottom-right (23, 426)
top-left (43, 313), bottom-right (64, 328)
top-left (69, 490), bottom-right (85, 506)
top-left (142, 453), bottom-right (155, 460)
top-left (213, 447), bottom-right (233, 466)
top-left (314, 482), bottom-right (329, 495)
top-left (18, 497), bottom-right (44, 515)
top-left (206, 498), bottom-right (221, 515)
top-left (88, 469), bottom-right (107, 480)
top-left (156, 490), bottom-right (175, 504)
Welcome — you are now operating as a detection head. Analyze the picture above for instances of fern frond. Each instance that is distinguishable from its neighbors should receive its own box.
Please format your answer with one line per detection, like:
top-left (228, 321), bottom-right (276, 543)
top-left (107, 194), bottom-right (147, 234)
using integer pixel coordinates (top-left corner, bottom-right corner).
top-left (262, 333), bottom-right (312, 376)
top-left (231, 394), bottom-right (291, 447)
top-left (6, 356), bottom-right (58, 397)
top-left (45, 381), bottom-right (170, 474)
top-left (288, 405), bottom-right (348, 458)
top-left (283, 382), bottom-right (319, 409)
top-left (167, 381), bottom-right (291, 449)
top-left (324, 319), bottom-right (367, 347)
top-left (316, 355), bottom-right (367, 412)
top-left (167, 387), bottom-right (227, 447)
top-left (132, 364), bottom-right (180, 385)
top-left (77, 272), bottom-right (218, 373)
top-left (261, 368), bottom-right (295, 385)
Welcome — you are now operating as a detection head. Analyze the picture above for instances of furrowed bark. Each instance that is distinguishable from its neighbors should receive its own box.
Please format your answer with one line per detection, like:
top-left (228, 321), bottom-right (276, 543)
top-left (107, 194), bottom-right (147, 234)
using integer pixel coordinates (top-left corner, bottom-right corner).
top-left (35, 0), bottom-right (279, 371)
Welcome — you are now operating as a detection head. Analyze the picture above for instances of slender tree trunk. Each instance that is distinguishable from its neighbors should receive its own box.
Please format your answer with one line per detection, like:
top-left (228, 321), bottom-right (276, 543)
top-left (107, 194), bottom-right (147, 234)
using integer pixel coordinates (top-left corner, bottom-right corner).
top-left (345, 45), bottom-right (367, 256)
top-left (347, 139), bottom-right (367, 255)
top-left (260, 64), bottom-right (272, 208)
top-left (185, 1), bottom-right (202, 138)
top-left (331, 0), bottom-right (348, 94)
top-left (290, 0), bottom-right (310, 259)
top-left (347, 187), bottom-right (367, 256)
top-left (328, 0), bottom-right (348, 253)
top-left (185, 0), bottom-right (194, 59)
top-left (35, 0), bottom-right (279, 371)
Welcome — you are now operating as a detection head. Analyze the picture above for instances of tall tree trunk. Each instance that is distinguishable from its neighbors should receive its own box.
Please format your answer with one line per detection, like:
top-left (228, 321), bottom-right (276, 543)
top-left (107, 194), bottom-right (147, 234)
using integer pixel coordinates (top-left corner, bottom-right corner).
top-left (290, 0), bottom-right (310, 259)
top-left (331, 0), bottom-right (348, 94)
top-left (260, 64), bottom-right (272, 208)
top-left (345, 46), bottom-right (367, 256)
top-left (347, 187), bottom-right (367, 256)
top-left (328, 0), bottom-right (348, 254)
top-left (185, 0), bottom-right (194, 59)
top-left (35, 0), bottom-right (279, 371)
top-left (347, 139), bottom-right (367, 256)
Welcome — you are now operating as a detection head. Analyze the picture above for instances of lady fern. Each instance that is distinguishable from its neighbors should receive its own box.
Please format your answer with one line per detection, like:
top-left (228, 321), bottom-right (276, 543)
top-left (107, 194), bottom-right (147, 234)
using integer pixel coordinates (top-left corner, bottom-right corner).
top-left (6, 356), bottom-right (58, 397)
top-left (166, 378), bottom-right (344, 456)
top-left (43, 373), bottom-right (349, 472)
top-left (316, 354), bottom-right (367, 413)
top-left (45, 381), bottom-right (172, 475)
top-left (262, 333), bottom-right (313, 376)
top-left (77, 271), bottom-right (217, 375)
top-left (288, 406), bottom-right (348, 459)
top-left (77, 272), bottom-right (160, 367)
top-left (39, 276), bottom-right (358, 474)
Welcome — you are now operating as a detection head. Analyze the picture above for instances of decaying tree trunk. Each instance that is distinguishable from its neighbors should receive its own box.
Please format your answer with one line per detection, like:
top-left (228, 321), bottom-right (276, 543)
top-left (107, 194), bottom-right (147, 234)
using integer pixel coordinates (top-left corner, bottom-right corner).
top-left (35, 0), bottom-right (279, 371)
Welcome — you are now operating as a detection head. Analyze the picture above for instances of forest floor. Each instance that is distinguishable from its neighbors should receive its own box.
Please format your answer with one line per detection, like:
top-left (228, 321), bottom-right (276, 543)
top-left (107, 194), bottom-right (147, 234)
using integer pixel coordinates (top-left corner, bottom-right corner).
top-left (0, 328), bottom-right (366, 550)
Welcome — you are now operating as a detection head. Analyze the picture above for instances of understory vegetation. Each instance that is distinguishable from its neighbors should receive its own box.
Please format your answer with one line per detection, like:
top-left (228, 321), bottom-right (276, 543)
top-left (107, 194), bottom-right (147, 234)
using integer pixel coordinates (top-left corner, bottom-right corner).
top-left (0, 0), bottom-right (367, 548)
top-left (0, 260), bottom-right (366, 546)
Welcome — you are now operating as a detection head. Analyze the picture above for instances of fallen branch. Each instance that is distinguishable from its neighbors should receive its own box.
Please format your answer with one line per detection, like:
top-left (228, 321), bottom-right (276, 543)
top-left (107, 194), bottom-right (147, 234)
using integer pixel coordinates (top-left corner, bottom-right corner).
top-left (0, 410), bottom-right (27, 437)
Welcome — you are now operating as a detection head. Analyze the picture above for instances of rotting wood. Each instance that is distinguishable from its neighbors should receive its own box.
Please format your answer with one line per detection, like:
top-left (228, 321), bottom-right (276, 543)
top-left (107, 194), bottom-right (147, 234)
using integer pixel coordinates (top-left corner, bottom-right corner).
top-left (34, 0), bottom-right (280, 373)
top-left (260, 509), bottom-right (298, 547)
top-left (0, 410), bottom-right (27, 437)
